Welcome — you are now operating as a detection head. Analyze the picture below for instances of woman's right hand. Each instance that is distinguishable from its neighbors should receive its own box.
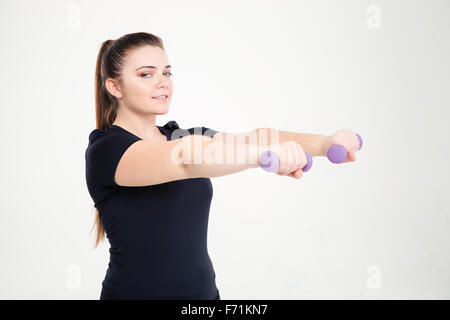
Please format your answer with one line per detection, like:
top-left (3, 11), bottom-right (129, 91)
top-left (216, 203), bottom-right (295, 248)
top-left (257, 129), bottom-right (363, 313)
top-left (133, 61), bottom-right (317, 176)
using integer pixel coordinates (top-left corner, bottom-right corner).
top-left (263, 141), bottom-right (308, 179)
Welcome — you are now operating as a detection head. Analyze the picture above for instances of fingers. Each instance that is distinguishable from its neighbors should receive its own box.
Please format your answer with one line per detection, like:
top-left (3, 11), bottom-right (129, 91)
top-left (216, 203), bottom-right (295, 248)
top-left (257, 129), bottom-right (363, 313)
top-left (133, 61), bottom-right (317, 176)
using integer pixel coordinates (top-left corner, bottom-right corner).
top-left (344, 152), bottom-right (357, 163)
top-left (286, 142), bottom-right (296, 173)
top-left (278, 141), bottom-right (300, 174)
top-left (344, 130), bottom-right (360, 153)
top-left (287, 168), bottom-right (303, 179)
top-left (272, 141), bottom-right (308, 178)
top-left (294, 168), bottom-right (303, 179)
top-left (287, 143), bottom-right (306, 178)
top-left (334, 129), bottom-right (359, 154)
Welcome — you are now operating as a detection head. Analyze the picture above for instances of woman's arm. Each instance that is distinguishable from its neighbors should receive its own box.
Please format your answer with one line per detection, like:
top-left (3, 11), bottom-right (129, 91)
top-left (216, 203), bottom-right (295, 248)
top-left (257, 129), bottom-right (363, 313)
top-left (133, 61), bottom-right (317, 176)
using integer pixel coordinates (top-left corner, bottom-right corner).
top-left (255, 128), bottom-right (327, 157)
top-left (212, 128), bottom-right (328, 157)
top-left (182, 134), bottom-right (264, 179)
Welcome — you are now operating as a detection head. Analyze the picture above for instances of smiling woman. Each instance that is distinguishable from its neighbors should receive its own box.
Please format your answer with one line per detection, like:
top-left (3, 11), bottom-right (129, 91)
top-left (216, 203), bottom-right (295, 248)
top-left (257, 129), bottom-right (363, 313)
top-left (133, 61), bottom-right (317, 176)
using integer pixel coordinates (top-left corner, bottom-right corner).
top-left (101, 43), bottom-right (175, 119)
top-left (86, 32), bottom-right (221, 301)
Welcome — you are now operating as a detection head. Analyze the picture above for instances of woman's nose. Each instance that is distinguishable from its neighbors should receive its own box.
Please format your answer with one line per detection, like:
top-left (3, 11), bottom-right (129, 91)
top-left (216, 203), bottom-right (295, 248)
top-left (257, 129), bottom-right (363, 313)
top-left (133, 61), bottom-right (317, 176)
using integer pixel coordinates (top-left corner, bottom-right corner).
top-left (156, 75), bottom-right (169, 87)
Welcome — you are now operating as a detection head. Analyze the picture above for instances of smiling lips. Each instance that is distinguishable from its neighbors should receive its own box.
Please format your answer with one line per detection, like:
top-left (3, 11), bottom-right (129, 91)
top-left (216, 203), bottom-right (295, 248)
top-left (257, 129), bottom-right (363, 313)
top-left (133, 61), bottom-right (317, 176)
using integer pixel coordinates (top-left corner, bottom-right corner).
top-left (152, 95), bottom-right (168, 101)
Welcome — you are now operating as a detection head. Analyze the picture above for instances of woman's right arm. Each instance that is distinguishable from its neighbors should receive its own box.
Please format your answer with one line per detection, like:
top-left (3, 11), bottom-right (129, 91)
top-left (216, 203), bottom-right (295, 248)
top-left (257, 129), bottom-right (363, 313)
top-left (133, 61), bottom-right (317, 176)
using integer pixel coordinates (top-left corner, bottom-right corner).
top-left (183, 135), bottom-right (308, 180)
top-left (114, 135), bottom-right (264, 187)
top-left (115, 134), bottom-right (306, 187)
top-left (182, 134), bottom-right (262, 179)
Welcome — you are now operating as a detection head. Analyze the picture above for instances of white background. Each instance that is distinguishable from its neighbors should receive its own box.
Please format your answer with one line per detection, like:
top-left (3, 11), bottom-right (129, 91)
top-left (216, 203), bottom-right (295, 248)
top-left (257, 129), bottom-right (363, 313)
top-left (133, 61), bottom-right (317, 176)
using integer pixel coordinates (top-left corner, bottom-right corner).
top-left (0, 0), bottom-right (449, 299)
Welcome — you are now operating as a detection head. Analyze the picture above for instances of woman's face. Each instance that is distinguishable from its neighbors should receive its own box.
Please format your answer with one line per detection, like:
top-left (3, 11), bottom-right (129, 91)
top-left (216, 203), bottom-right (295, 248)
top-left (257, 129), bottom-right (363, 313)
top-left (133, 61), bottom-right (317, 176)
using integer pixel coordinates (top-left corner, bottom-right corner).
top-left (110, 45), bottom-right (174, 115)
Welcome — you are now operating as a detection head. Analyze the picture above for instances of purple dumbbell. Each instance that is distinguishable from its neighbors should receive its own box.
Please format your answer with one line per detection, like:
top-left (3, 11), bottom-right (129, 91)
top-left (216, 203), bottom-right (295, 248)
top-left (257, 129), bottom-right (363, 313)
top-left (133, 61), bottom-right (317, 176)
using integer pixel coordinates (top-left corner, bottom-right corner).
top-left (326, 133), bottom-right (363, 164)
top-left (260, 150), bottom-right (313, 173)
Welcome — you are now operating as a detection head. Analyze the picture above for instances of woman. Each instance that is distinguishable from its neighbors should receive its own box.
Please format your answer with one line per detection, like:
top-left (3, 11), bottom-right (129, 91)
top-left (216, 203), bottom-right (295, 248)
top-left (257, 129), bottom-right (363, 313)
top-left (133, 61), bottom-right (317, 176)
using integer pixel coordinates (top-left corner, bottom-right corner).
top-left (85, 32), bottom-right (359, 300)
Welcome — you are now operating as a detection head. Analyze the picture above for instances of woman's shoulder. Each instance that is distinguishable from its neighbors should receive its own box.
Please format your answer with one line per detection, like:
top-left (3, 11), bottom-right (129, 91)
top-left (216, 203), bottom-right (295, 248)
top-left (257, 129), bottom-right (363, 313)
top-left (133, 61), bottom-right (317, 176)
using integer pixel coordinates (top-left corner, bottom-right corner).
top-left (161, 120), bottom-right (218, 138)
top-left (88, 125), bottom-right (125, 143)
top-left (88, 128), bottom-right (107, 140)
top-left (86, 126), bottom-right (135, 157)
top-left (87, 129), bottom-right (110, 146)
top-left (161, 120), bottom-right (180, 131)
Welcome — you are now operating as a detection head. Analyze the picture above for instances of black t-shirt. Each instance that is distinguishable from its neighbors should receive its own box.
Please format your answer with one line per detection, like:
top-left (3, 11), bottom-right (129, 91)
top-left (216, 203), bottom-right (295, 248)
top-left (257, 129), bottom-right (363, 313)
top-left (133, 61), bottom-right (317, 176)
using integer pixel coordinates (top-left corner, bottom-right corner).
top-left (85, 120), bottom-right (220, 300)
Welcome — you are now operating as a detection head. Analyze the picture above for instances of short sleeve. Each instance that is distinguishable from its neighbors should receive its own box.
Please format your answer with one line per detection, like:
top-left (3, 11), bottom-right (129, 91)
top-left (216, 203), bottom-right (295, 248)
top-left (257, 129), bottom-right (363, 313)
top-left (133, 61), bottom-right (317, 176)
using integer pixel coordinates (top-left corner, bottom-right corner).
top-left (85, 129), bottom-right (142, 206)
top-left (161, 120), bottom-right (219, 139)
top-left (189, 126), bottom-right (218, 138)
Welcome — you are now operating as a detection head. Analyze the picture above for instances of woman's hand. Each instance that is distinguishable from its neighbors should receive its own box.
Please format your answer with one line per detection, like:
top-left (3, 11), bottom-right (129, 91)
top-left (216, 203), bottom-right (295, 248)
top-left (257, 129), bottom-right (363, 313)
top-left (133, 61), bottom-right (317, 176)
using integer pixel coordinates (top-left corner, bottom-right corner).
top-left (266, 141), bottom-right (308, 179)
top-left (323, 129), bottom-right (360, 163)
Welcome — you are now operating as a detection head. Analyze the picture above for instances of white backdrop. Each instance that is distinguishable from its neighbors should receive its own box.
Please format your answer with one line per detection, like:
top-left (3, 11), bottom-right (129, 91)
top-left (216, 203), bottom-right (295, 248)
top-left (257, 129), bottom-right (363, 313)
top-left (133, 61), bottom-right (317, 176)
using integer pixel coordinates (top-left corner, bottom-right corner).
top-left (0, 0), bottom-right (449, 299)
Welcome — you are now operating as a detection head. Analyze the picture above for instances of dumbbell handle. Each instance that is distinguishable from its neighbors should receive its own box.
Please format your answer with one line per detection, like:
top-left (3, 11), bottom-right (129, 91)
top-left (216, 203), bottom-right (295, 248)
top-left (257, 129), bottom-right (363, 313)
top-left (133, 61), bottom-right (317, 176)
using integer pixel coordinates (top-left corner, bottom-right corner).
top-left (260, 151), bottom-right (313, 173)
top-left (327, 133), bottom-right (363, 164)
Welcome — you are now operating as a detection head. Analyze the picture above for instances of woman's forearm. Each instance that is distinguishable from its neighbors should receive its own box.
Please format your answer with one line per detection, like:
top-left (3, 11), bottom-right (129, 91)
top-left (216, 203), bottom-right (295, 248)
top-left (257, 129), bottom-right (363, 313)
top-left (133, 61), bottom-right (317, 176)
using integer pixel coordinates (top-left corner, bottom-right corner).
top-left (182, 135), bottom-right (264, 179)
top-left (256, 128), bottom-right (328, 157)
top-left (180, 127), bottom-right (328, 179)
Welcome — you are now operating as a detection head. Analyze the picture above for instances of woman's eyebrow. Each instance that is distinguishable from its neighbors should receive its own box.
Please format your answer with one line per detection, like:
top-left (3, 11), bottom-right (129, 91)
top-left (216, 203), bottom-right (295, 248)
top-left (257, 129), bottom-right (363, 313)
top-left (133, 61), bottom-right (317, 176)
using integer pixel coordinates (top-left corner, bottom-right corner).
top-left (135, 65), bottom-right (171, 71)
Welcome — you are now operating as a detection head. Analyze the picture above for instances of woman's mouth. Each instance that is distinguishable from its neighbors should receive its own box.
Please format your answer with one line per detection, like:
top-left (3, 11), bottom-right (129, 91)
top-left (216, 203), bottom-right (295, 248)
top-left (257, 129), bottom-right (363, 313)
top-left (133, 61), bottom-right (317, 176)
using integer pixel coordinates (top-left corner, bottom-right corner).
top-left (152, 95), bottom-right (168, 101)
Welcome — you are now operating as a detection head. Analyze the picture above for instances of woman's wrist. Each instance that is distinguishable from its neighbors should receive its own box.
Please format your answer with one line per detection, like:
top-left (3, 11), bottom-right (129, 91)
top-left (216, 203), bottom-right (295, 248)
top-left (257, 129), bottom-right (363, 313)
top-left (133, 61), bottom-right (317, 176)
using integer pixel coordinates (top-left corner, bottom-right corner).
top-left (320, 135), bottom-right (331, 157)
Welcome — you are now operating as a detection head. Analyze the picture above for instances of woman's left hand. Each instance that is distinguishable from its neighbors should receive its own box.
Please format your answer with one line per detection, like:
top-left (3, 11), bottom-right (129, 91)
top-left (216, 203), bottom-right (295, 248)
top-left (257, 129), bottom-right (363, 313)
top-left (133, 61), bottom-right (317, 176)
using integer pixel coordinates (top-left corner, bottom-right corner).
top-left (323, 129), bottom-right (360, 163)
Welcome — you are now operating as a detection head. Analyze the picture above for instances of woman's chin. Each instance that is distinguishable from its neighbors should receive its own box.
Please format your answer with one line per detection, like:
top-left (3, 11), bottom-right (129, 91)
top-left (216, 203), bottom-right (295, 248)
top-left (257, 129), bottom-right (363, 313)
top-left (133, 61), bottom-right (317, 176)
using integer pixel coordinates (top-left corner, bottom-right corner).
top-left (146, 102), bottom-right (169, 113)
top-left (153, 107), bottom-right (169, 115)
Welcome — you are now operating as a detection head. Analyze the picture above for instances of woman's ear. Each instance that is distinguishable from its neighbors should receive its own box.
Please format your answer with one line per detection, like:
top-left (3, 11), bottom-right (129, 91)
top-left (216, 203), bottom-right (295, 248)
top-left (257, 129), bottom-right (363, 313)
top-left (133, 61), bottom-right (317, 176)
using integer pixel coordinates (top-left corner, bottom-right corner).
top-left (105, 77), bottom-right (123, 99)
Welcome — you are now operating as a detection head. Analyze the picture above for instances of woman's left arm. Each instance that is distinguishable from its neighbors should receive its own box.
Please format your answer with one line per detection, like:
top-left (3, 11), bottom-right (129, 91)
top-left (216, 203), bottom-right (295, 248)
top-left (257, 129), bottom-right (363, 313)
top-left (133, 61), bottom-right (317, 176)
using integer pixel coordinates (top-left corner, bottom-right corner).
top-left (212, 128), bottom-right (328, 157)
top-left (256, 127), bottom-right (359, 162)
top-left (256, 128), bottom-right (328, 157)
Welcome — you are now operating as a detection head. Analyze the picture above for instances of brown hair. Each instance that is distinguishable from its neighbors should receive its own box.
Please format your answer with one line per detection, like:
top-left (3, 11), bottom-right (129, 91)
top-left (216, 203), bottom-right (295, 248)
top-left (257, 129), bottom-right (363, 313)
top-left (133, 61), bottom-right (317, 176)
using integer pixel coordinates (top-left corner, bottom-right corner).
top-left (91, 32), bottom-right (165, 248)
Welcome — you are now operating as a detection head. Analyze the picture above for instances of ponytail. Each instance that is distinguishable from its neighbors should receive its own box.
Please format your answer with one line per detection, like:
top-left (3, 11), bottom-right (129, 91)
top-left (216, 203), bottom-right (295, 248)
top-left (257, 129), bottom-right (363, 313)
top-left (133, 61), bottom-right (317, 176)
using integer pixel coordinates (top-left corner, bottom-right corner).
top-left (90, 32), bottom-right (165, 248)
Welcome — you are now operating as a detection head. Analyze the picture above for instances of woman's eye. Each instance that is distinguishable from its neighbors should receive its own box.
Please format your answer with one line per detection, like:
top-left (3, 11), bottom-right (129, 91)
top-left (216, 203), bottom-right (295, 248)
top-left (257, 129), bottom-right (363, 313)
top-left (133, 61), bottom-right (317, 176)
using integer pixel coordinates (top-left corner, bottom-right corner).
top-left (141, 72), bottom-right (173, 78)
